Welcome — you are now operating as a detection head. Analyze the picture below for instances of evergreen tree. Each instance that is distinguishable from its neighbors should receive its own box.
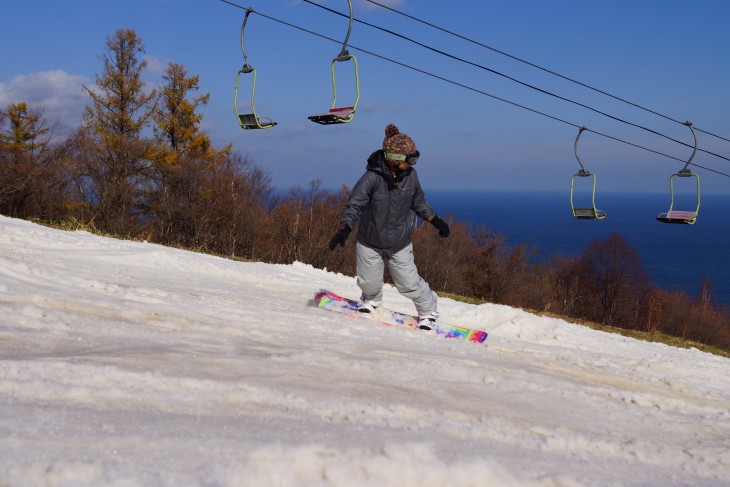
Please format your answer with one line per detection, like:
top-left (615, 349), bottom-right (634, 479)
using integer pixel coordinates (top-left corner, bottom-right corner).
top-left (74, 28), bottom-right (157, 233)
top-left (148, 62), bottom-right (224, 246)
top-left (146, 60), bottom-right (274, 259)
top-left (152, 63), bottom-right (212, 158)
top-left (0, 102), bottom-right (50, 156)
top-left (0, 102), bottom-right (66, 218)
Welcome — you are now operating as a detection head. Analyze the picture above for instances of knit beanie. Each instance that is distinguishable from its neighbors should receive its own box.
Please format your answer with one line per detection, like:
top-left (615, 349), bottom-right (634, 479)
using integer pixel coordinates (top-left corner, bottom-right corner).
top-left (382, 124), bottom-right (416, 161)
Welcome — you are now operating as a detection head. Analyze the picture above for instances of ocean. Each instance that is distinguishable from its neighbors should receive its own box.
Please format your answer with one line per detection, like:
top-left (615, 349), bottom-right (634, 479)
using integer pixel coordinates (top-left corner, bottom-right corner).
top-left (426, 190), bottom-right (730, 306)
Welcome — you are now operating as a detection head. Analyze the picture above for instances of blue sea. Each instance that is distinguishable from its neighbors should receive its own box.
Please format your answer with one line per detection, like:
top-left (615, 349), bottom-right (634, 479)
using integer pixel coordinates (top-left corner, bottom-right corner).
top-left (427, 190), bottom-right (730, 306)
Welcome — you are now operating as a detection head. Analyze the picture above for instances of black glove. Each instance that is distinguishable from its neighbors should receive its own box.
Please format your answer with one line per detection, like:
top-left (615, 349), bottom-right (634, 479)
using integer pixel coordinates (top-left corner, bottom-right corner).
top-left (430, 215), bottom-right (450, 238)
top-left (329, 224), bottom-right (351, 250)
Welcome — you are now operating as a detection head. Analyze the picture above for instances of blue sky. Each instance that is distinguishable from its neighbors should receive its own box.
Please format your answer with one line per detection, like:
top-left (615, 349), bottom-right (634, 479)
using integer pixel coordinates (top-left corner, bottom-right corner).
top-left (2, 0), bottom-right (729, 193)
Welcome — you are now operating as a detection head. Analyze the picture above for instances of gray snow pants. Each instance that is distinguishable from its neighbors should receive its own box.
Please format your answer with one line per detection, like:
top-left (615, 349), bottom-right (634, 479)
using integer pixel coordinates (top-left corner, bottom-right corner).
top-left (355, 241), bottom-right (437, 318)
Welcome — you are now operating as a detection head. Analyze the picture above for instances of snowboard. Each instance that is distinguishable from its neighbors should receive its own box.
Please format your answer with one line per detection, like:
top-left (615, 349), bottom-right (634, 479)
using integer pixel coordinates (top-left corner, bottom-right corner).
top-left (313, 291), bottom-right (488, 344)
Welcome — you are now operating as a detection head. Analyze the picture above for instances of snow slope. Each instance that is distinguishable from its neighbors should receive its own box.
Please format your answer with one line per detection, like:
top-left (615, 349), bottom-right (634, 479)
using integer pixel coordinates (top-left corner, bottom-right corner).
top-left (0, 215), bottom-right (728, 487)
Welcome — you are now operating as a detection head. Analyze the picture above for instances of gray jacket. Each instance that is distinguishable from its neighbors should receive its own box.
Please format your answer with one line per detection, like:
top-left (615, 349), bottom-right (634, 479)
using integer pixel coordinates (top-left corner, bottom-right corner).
top-left (340, 150), bottom-right (436, 255)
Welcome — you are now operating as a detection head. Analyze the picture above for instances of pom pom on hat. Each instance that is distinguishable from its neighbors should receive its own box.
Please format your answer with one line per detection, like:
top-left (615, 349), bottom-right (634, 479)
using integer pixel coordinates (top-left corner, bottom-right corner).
top-left (383, 123), bottom-right (416, 159)
top-left (385, 123), bottom-right (400, 138)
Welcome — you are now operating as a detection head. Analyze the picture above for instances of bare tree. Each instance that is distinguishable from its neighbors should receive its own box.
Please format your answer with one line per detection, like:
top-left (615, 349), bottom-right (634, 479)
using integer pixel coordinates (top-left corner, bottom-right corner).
top-left (575, 232), bottom-right (648, 326)
top-left (264, 181), bottom-right (346, 266)
top-left (413, 218), bottom-right (473, 296)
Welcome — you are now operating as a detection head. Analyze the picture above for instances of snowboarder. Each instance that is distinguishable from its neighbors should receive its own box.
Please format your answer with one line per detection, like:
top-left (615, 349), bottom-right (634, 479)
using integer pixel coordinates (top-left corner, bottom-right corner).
top-left (328, 123), bottom-right (450, 330)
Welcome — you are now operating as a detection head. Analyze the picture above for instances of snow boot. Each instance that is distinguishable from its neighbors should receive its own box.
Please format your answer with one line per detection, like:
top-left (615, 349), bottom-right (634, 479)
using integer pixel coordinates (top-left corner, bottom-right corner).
top-left (356, 299), bottom-right (380, 316)
top-left (417, 311), bottom-right (440, 330)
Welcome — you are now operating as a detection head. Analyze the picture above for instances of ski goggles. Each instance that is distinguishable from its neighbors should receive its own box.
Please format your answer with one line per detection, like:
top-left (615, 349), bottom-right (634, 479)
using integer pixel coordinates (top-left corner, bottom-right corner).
top-left (384, 150), bottom-right (420, 165)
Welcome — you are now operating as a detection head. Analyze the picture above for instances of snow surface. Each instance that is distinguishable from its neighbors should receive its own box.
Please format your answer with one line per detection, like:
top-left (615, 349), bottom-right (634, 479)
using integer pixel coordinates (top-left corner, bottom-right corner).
top-left (1, 214), bottom-right (729, 487)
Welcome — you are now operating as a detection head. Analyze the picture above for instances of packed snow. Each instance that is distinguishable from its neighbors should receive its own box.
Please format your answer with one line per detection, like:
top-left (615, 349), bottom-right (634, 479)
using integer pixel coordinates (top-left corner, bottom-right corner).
top-left (0, 214), bottom-right (729, 487)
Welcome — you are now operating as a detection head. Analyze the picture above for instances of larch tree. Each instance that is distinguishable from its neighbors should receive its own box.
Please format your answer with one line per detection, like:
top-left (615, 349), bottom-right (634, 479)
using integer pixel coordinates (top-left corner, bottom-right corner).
top-left (74, 28), bottom-right (157, 233)
top-left (148, 62), bottom-right (220, 246)
top-left (152, 62), bottom-right (213, 159)
top-left (147, 61), bottom-right (271, 260)
top-left (0, 102), bottom-right (66, 218)
top-left (0, 102), bottom-right (50, 156)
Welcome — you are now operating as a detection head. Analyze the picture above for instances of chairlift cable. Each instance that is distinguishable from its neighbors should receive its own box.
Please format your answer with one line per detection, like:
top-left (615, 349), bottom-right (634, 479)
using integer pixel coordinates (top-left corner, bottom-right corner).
top-left (304, 0), bottom-right (730, 163)
top-left (362, 0), bottom-right (730, 145)
top-left (213, 0), bottom-right (730, 178)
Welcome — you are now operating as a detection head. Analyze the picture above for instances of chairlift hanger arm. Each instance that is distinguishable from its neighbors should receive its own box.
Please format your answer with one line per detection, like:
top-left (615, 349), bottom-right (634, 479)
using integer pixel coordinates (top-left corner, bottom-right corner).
top-left (573, 126), bottom-right (591, 175)
top-left (677, 121), bottom-right (698, 175)
top-left (240, 9), bottom-right (254, 72)
top-left (337, 0), bottom-right (354, 60)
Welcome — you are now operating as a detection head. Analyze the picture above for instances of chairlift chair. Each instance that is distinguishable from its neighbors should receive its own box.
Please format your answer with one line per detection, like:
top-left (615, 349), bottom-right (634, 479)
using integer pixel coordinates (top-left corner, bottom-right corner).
top-left (570, 127), bottom-right (607, 220)
top-left (656, 122), bottom-right (700, 224)
top-left (234, 10), bottom-right (277, 130)
top-left (308, 0), bottom-right (360, 125)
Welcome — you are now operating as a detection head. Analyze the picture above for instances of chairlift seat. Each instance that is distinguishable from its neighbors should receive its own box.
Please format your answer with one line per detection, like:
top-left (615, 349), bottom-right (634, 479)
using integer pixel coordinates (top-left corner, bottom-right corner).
top-left (656, 210), bottom-right (697, 224)
top-left (308, 107), bottom-right (355, 125)
top-left (573, 207), bottom-right (607, 220)
top-left (569, 128), bottom-right (608, 221)
top-left (235, 12), bottom-right (277, 131)
top-left (238, 113), bottom-right (276, 130)
top-left (309, 5), bottom-right (359, 126)
top-left (656, 122), bottom-right (700, 225)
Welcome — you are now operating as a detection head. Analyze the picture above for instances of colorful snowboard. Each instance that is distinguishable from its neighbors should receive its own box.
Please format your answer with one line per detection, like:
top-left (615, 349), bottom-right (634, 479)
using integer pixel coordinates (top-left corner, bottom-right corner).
top-left (313, 291), bottom-right (488, 344)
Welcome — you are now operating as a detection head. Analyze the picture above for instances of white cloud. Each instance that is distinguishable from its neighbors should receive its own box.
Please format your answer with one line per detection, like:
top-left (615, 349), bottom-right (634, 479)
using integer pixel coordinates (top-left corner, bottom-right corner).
top-left (143, 55), bottom-right (167, 78)
top-left (0, 70), bottom-right (90, 129)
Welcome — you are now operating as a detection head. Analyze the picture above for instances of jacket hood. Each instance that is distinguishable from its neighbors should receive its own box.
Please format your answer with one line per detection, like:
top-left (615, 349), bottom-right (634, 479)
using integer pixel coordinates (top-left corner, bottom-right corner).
top-left (366, 150), bottom-right (411, 189)
top-left (366, 150), bottom-right (388, 173)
